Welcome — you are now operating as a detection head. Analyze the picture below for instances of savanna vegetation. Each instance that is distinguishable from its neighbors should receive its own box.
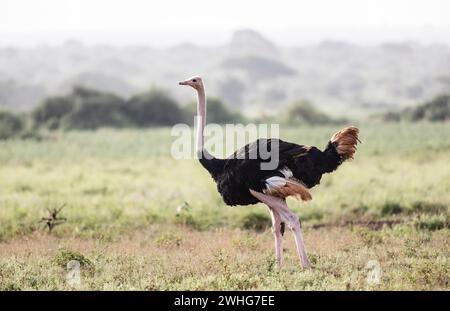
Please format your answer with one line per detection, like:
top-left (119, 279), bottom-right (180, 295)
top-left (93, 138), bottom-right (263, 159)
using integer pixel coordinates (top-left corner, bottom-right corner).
top-left (4, 84), bottom-right (449, 142)
top-left (0, 85), bottom-right (408, 140)
top-left (0, 110), bottom-right (24, 140)
top-left (0, 123), bottom-right (448, 290)
top-left (382, 94), bottom-right (450, 122)
top-left (0, 86), bottom-right (248, 139)
top-left (282, 100), bottom-right (347, 125)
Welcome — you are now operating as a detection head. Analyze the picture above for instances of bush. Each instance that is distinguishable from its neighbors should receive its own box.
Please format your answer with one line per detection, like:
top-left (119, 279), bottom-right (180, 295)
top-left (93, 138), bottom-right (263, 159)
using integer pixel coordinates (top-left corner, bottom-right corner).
top-left (380, 201), bottom-right (405, 216)
top-left (33, 86), bottom-right (128, 130)
top-left (63, 92), bottom-right (128, 130)
top-left (380, 111), bottom-right (401, 122)
top-left (32, 96), bottom-right (75, 129)
top-left (414, 214), bottom-right (449, 231)
top-left (282, 101), bottom-right (344, 125)
top-left (0, 110), bottom-right (23, 139)
top-left (418, 94), bottom-right (450, 121)
top-left (406, 94), bottom-right (450, 122)
top-left (125, 89), bottom-right (186, 126)
top-left (384, 94), bottom-right (450, 122)
top-left (32, 86), bottom-right (242, 130)
top-left (53, 248), bottom-right (92, 268)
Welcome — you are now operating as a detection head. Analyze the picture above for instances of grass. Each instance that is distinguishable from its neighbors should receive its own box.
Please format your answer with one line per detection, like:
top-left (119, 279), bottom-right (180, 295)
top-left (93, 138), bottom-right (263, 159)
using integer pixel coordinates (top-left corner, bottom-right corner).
top-left (0, 226), bottom-right (447, 290)
top-left (0, 123), bottom-right (449, 290)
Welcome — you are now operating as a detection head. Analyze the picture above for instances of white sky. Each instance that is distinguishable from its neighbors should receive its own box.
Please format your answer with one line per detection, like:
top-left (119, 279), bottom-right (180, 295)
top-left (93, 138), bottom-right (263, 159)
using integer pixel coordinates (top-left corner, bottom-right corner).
top-left (2, 0), bottom-right (450, 46)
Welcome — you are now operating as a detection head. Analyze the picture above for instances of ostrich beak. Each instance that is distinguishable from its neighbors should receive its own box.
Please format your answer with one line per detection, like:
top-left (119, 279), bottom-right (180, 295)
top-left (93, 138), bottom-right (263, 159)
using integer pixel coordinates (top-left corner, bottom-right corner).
top-left (179, 80), bottom-right (188, 85)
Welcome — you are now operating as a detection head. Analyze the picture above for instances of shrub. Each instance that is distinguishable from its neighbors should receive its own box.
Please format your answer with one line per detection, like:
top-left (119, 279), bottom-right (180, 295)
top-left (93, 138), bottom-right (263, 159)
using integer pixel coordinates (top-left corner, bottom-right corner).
top-left (414, 214), bottom-right (449, 231)
top-left (53, 248), bottom-right (92, 268)
top-left (154, 232), bottom-right (182, 247)
top-left (32, 86), bottom-right (130, 130)
top-left (384, 94), bottom-right (450, 122)
top-left (125, 89), bottom-right (186, 126)
top-left (62, 93), bottom-right (128, 130)
top-left (282, 101), bottom-right (344, 125)
top-left (32, 96), bottom-right (76, 129)
top-left (407, 94), bottom-right (450, 122)
top-left (410, 201), bottom-right (448, 214)
top-left (380, 201), bottom-right (405, 216)
top-left (0, 110), bottom-right (23, 139)
top-left (32, 86), bottom-right (241, 129)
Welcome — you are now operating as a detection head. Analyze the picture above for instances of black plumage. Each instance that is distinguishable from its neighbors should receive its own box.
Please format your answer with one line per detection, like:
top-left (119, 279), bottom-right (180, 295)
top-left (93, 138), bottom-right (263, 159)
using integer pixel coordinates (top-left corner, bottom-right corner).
top-left (199, 135), bottom-right (353, 206)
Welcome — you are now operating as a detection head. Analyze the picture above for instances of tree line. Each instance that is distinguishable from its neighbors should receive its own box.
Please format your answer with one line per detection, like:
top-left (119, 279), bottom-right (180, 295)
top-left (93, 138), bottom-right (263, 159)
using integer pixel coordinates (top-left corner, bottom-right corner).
top-left (0, 86), bottom-right (247, 139)
top-left (0, 85), bottom-right (349, 140)
top-left (382, 94), bottom-right (450, 122)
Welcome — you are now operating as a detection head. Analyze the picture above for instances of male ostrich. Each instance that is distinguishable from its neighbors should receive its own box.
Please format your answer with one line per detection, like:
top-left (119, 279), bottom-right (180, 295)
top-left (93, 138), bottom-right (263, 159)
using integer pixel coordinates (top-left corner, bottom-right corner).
top-left (179, 76), bottom-right (360, 268)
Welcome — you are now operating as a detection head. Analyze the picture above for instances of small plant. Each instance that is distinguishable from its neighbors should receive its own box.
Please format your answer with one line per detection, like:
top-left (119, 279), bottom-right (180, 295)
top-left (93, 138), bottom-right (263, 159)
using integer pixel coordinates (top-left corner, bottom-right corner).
top-left (263, 253), bottom-right (276, 273)
top-left (380, 202), bottom-right (404, 216)
top-left (53, 248), bottom-right (92, 268)
top-left (214, 249), bottom-right (232, 280)
top-left (39, 204), bottom-right (67, 233)
top-left (154, 232), bottom-right (182, 247)
top-left (414, 214), bottom-right (449, 231)
top-left (231, 236), bottom-right (258, 250)
top-left (354, 227), bottom-right (383, 246)
top-left (410, 202), bottom-right (448, 215)
top-left (350, 204), bottom-right (369, 216)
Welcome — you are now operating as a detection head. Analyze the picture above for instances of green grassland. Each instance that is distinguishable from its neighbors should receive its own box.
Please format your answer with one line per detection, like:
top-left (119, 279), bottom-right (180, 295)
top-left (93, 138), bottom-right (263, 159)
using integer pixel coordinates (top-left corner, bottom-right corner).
top-left (0, 123), bottom-right (449, 290)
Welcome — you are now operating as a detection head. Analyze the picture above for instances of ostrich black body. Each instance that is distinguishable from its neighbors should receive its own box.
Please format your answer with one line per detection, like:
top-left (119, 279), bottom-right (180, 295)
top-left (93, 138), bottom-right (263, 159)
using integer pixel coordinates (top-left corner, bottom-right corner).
top-left (199, 138), bottom-right (343, 206)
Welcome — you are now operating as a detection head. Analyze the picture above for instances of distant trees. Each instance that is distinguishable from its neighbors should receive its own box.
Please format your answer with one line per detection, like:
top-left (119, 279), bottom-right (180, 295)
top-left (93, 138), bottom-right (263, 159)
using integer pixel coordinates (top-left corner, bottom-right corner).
top-left (33, 87), bottom-right (127, 130)
top-left (28, 86), bottom-right (248, 133)
top-left (0, 96), bottom-right (349, 141)
top-left (282, 100), bottom-right (345, 125)
top-left (31, 86), bottom-right (186, 130)
top-left (0, 110), bottom-right (23, 139)
top-left (2, 85), bottom-right (449, 140)
top-left (64, 87), bottom-right (128, 130)
top-left (405, 94), bottom-right (450, 122)
top-left (31, 87), bottom-right (125, 129)
top-left (382, 94), bottom-right (450, 122)
top-left (126, 89), bottom-right (186, 126)
top-left (32, 96), bottom-right (75, 129)
top-left (29, 87), bottom-right (245, 132)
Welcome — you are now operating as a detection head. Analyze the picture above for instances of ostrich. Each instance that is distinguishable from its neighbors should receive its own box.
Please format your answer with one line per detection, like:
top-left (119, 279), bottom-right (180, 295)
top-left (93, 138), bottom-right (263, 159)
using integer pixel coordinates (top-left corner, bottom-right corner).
top-left (179, 76), bottom-right (360, 268)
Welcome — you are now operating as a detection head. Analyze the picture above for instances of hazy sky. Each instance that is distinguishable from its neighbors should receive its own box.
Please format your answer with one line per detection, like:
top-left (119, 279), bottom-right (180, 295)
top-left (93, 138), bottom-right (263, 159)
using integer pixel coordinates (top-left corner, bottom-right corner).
top-left (2, 0), bottom-right (450, 46)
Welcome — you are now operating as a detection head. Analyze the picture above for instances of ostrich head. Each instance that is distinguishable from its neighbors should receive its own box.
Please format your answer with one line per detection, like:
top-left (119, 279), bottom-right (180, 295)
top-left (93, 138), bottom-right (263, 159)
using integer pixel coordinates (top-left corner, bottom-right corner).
top-left (179, 75), bottom-right (203, 90)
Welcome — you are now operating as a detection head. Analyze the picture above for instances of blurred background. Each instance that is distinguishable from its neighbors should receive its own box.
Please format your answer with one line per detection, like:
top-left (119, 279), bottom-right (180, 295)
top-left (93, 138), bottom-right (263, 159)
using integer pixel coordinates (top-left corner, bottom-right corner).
top-left (0, 0), bottom-right (449, 290)
top-left (1, 0), bottom-right (450, 134)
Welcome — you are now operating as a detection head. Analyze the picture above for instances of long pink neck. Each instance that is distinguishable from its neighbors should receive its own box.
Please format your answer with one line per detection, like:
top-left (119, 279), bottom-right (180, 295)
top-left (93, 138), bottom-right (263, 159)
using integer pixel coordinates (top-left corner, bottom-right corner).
top-left (196, 85), bottom-right (206, 154)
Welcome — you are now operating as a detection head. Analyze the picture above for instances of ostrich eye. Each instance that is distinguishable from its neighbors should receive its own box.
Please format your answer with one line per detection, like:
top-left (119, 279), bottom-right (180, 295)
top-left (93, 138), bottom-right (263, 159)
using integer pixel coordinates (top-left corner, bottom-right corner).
top-left (192, 79), bottom-right (197, 82)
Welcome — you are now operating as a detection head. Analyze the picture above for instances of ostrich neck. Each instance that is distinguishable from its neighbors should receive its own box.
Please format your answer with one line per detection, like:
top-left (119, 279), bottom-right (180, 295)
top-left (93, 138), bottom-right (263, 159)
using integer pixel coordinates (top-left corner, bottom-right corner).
top-left (195, 84), bottom-right (225, 177)
top-left (196, 86), bottom-right (206, 154)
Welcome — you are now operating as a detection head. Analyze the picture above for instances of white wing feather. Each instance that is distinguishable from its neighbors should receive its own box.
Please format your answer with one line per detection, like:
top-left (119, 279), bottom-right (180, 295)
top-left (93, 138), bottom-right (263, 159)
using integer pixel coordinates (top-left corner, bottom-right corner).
top-left (263, 168), bottom-right (294, 193)
top-left (279, 167), bottom-right (293, 178)
top-left (263, 176), bottom-right (286, 193)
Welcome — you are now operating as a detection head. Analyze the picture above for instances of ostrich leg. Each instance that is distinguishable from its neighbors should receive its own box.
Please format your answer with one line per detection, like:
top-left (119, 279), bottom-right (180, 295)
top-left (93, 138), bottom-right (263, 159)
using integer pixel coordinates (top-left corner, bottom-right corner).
top-left (267, 207), bottom-right (284, 266)
top-left (277, 202), bottom-right (311, 268)
top-left (250, 189), bottom-right (311, 268)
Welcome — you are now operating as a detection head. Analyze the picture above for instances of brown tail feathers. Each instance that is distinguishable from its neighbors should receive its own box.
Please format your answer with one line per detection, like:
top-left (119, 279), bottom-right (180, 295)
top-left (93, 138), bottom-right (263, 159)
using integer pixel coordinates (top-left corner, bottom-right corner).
top-left (267, 178), bottom-right (312, 202)
top-left (330, 126), bottom-right (361, 160)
